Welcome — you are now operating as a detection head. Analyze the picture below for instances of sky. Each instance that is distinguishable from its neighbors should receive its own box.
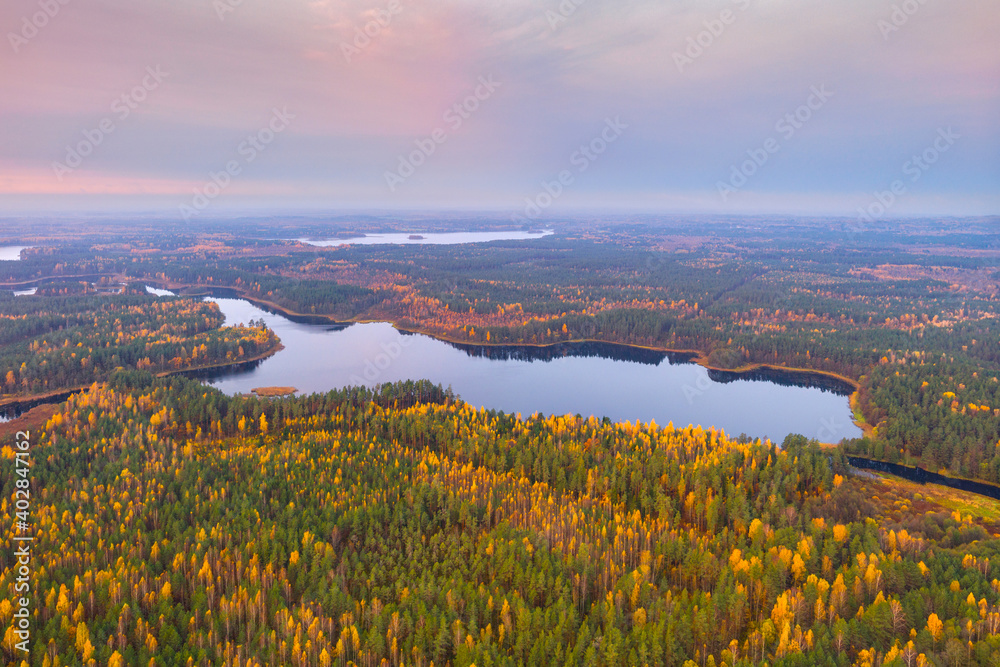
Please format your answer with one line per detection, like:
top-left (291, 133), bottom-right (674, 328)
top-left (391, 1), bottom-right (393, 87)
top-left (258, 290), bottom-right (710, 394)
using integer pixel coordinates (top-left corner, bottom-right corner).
top-left (0, 0), bottom-right (998, 219)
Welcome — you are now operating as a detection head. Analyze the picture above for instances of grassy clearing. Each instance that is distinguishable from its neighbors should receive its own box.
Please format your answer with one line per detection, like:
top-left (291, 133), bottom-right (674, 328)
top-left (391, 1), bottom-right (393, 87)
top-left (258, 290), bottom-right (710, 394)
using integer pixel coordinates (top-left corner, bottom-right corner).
top-left (861, 472), bottom-right (1000, 531)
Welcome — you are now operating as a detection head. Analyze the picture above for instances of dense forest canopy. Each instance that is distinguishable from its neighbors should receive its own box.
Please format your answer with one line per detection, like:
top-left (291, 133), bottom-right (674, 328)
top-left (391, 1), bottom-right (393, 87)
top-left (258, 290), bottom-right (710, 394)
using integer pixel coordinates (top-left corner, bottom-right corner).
top-left (3, 216), bottom-right (1000, 666)
top-left (0, 288), bottom-right (279, 401)
top-left (4, 217), bottom-right (999, 481)
top-left (4, 375), bottom-right (1000, 666)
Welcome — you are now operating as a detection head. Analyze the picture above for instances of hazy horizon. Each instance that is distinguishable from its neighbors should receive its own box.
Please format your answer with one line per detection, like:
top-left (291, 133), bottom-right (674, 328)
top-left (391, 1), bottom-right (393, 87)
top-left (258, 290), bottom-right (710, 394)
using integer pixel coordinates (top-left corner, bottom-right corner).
top-left (2, 0), bottom-right (998, 219)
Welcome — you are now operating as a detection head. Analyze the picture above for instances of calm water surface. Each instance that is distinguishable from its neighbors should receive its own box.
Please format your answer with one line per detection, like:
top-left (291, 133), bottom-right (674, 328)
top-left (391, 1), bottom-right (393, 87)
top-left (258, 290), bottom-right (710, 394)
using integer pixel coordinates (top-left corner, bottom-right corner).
top-left (163, 290), bottom-right (861, 443)
top-left (295, 230), bottom-right (553, 247)
top-left (0, 246), bottom-right (29, 261)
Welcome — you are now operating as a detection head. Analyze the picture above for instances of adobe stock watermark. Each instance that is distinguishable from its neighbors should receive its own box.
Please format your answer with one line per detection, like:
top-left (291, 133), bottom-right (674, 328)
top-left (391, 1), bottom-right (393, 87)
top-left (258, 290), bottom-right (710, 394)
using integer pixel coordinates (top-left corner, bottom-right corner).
top-left (8, 0), bottom-right (71, 53)
top-left (341, 0), bottom-right (404, 63)
top-left (512, 116), bottom-right (628, 224)
top-left (546, 0), bottom-right (586, 31)
top-left (717, 85), bottom-right (834, 202)
top-left (179, 107), bottom-right (294, 221)
top-left (848, 127), bottom-right (959, 240)
top-left (816, 416), bottom-right (846, 443)
top-left (214, 0), bottom-right (247, 21)
top-left (878, 0), bottom-right (931, 40)
top-left (348, 336), bottom-right (414, 386)
top-left (673, 0), bottom-right (752, 73)
top-left (384, 75), bottom-right (502, 192)
top-left (682, 370), bottom-right (713, 406)
top-left (52, 66), bottom-right (169, 181)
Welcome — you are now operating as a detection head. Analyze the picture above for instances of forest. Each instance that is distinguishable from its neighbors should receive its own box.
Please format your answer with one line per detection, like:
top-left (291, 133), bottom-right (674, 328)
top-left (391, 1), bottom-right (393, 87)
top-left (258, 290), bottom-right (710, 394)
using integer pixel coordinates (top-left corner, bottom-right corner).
top-left (3, 217), bottom-right (1000, 666)
top-left (3, 217), bottom-right (999, 481)
top-left (0, 287), bottom-right (280, 401)
top-left (3, 374), bottom-right (1000, 666)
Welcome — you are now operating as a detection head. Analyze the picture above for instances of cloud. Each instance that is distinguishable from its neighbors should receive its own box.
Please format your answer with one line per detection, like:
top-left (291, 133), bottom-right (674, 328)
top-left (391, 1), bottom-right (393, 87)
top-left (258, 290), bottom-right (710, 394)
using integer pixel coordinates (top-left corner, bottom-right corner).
top-left (0, 0), bottom-right (996, 215)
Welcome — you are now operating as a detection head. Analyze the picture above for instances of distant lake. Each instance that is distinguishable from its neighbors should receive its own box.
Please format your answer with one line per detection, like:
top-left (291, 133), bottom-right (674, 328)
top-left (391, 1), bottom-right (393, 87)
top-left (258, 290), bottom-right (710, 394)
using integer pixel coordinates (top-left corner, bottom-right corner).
top-left (294, 230), bottom-right (554, 247)
top-left (0, 246), bottom-right (29, 261)
top-left (9, 285), bottom-right (118, 297)
top-left (148, 288), bottom-right (861, 444)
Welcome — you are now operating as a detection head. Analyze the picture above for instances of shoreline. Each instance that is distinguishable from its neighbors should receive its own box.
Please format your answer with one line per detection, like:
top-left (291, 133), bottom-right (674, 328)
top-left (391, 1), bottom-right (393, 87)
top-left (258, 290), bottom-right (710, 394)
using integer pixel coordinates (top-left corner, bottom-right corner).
top-left (160, 342), bottom-right (285, 378)
top-left (0, 273), bottom-right (115, 289)
top-left (0, 387), bottom-right (79, 411)
top-left (212, 285), bottom-right (862, 393)
top-left (215, 287), bottom-right (868, 433)
top-left (848, 455), bottom-right (1000, 500)
top-left (14, 276), bottom-right (866, 431)
top-left (0, 341), bottom-right (283, 412)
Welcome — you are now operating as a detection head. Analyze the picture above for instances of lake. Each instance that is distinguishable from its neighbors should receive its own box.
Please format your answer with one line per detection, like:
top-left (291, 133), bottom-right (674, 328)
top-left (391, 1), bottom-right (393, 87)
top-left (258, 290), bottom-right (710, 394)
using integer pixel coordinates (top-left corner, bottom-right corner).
top-left (0, 246), bottom-right (29, 261)
top-left (295, 230), bottom-right (554, 247)
top-left (157, 289), bottom-right (861, 443)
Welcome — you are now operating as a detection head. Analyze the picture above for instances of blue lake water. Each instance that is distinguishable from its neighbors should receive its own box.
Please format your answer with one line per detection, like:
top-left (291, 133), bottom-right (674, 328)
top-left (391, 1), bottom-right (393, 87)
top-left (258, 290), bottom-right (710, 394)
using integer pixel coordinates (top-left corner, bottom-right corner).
top-left (158, 290), bottom-right (861, 444)
top-left (0, 246), bottom-right (29, 261)
top-left (294, 230), bottom-right (554, 247)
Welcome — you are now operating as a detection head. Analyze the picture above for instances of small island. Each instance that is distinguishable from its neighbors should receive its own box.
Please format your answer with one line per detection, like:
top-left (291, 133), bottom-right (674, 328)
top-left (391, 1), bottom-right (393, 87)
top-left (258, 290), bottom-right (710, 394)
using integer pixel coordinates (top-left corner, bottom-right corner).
top-left (252, 386), bottom-right (298, 397)
top-left (408, 234), bottom-right (425, 240)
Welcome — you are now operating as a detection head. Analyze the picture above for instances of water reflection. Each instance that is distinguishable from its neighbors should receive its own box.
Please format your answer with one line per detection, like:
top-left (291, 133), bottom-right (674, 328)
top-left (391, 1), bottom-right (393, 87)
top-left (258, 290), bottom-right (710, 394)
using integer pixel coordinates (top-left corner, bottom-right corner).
top-left (0, 391), bottom-right (75, 422)
top-left (170, 292), bottom-right (861, 443)
top-left (445, 339), bottom-right (693, 367)
top-left (707, 367), bottom-right (854, 395)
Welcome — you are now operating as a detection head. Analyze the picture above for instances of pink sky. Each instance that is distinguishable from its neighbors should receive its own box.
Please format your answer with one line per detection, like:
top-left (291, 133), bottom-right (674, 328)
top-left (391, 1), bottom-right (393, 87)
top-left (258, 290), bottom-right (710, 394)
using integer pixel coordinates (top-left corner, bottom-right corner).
top-left (1, 0), bottom-right (998, 217)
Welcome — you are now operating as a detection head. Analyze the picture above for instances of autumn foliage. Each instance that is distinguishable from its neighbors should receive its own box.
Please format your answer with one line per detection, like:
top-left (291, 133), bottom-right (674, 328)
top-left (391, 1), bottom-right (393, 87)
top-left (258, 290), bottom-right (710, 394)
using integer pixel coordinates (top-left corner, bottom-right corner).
top-left (3, 376), bottom-right (1000, 665)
